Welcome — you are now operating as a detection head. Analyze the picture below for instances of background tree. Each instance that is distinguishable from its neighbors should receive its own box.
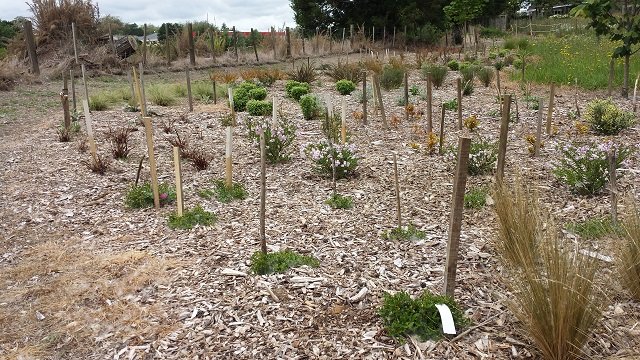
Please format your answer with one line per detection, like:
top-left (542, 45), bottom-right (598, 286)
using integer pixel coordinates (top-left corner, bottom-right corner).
top-left (572, 0), bottom-right (640, 98)
top-left (158, 23), bottom-right (183, 41)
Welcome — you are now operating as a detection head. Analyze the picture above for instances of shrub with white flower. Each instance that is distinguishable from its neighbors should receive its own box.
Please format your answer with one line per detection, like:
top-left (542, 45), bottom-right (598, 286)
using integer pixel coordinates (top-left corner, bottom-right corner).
top-left (553, 141), bottom-right (632, 196)
top-left (245, 116), bottom-right (296, 164)
top-left (446, 137), bottom-right (497, 175)
top-left (303, 141), bottom-right (359, 179)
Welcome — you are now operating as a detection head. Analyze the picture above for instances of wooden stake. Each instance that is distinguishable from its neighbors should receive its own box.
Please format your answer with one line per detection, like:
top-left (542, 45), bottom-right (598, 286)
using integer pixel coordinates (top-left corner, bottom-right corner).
top-left (132, 67), bottom-right (145, 116)
top-left (574, 77), bottom-right (581, 117)
top-left (608, 57), bottom-right (614, 97)
top-left (165, 23), bottom-right (171, 65)
top-left (233, 26), bottom-right (239, 63)
top-left (228, 87), bottom-right (235, 126)
top-left (393, 153), bottom-right (402, 228)
top-left (225, 126), bottom-right (233, 188)
top-left (341, 96), bottom-right (347, 144)
top-left (374, 75), bottom-right (387, 128)
top-left (188, 23), bottom-right (196, 66)
top-left (362, 72), bottom-right (368, 125)
top-left (186, 67), bottom-right (193, 112)
top-left (426, 75), bottom-right (433, 133)
top-left (173, 146), bottom-right (184, 217)
top-left (70, 69), bottom-right (77, 113)
top-left (403, 72), bottom-right (409, 122)
top-left (143, 24), bottom-right (148, 66)
top-left (271, 27), bottom-right (277, 59)
top-left (443, 136), bottom-right (471, 299)
top-left (495, 68), bottom-right (501, 97)
top-left (609, 150), bottom-right (618, 226)
top-left (546, 83), bottom-right (555, 134)
top-left (81, 100), bottom-right (97, 161)
top-left (534, 98), bottom-right (544, 157)
top-left (439, 104), bottom-right (445, 155)
top-left (212, 79), bottom-right (217, 104)
top-left (456, 78), bottom-right (463, 130)
top-left (138, 63), bottom-right (147, 116)
top-left (81, 64), bottom-right (89, 108)
top-left (23, 20), bottom-right (39, 76)
top-left (285, 27), bottom-right (291, 58)
top-left (633, 73), bottom-right (639, 113)
top-left (259, 133), bottom-right (267, 254)
top-left (108, 23), bottom-right (116, 55)
top-left (61, 73), bottom-right (71, 130)
top-left (496, 95), bottom-right (511, 184)
top-left (72, 22), bottom-right (79, 64)
top-left (251, 28), bottom-right (259, 62)
top-left (142, 117), bottom-right (160, 209)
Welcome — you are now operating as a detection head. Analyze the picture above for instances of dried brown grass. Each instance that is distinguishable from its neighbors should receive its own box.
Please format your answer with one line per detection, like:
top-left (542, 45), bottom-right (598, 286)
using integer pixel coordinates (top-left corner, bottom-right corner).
top-left (105, 125), bottom-right (134, 159)
top-left (619, 201), bottom-right (640, 301)
top-left (28, 0), bottom-right (100, 44)
top-left (0, 240), bottom-right (177, 358)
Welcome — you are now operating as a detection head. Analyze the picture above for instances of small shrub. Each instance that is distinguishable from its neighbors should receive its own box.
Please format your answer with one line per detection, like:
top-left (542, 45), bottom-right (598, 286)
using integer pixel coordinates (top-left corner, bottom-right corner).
top-left (57, 126), bottom-right (71, 142)
top-left (463, 115), bottom-right (479, 131)
top-left (148, 84), bottom-right (177, 106)
top-left (380, 64), bottom-right (405, 90)
top-left (299, 94), bottom-right (321, 120)
top-left (476, 66), bottom-right (494, 87)
top-left (325, 61), bottom-right (363, 83)
top-left (503, 36), bottom-right (529, 50)
top-left (199, 180), bottom-right (248, 203)
top-left (321, 113), bottom-right (343, 143)
top-left (409, 85), bottom-right (421, 96)
top-left (105, 126), bottom-right (134, 159)
top-left (168, 205), bottom-right (216, 229)
top-left (462, 80), bottom-right (474, 96)
top-left (167, 131), bottom-right (190, 151)
top-left (250, 250), bottom-right (319, 275)
top-left (585, 98), bottom-right (635, 135)
top-left (464, 187), bottom-right (488, 209)
top-left (378, 290), bottom-right (468, 341)
top-left (89, 94), bottom-right (109, 111)
top-left (459, 63), bottom-right (476, 85)
top-left (382, 224), bottom-right (426, 241)
top-left (303, 141), bottom-right (359, 179)
top-left (464, 137), bottom-right (497, 175)
top-left (246, 115), bottom-right (297, 164)
top-left (85, 153), bottom-right (110, 174)
top-left (421, 63), bottom-right (448, 88)
top-left (553, 141), bottom-right (631, 195)
top-left (354, 86), bottom-right (373, 103)
top-left (425, 131), bottom-right (439, 155)
top-left (248, 87), bottom-right (267, 101)
top-left (443, 98), bottom-right (458, 111)
top-left (336, 79), bottom-right (356, 95)
top-left (246, 99), bottom-right (273, 116)
top-left (326, 193), bottom-right (353, 209)
top-left (233, 81), bottom-right (265, 112)
top-left (183, 147), bottom-right (212, 171)
top-left (287, 63), bottom-right (317, 83)
top-left (447, 59), bottom-right (459, 71)
top-left (125, 182), bottom-right (176, 208)
top-left (289, 86), bottom-right (309, 101)
top-left (619, 203), bottom-right (640, 301)
top-left (566, 217), bottom-right (622, 239)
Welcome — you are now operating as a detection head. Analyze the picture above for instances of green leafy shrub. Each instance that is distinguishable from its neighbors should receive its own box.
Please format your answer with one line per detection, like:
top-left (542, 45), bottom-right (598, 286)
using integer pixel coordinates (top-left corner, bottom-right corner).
top-left (233, 81), bottom-right (265, 112)
top-left (447, 59), bottom-right (459, 71)
top-left (148, 84), bottom-right (177, 106)
top-left (409, 85), bottom-right (421, 96)
top-left (199, 180), bottom-right (248, 203)
top-left (303, 141), bottom-right (359, 179)
top-left (336, 79), bottom-right (356, 95)
top-left (378, 290), bottom-right (468, 341)
top-left (464, 187), bottom-right (488, 209)
top-left (421, 63), bottom-right (449, 88)
top-left (476, 66), bottom-right (494, 87)
top-left (443, 98), bottom-right (458, 111)
top-left (125, 182), bottom-right (176, 208)
top-left (246, 99), bottom-right (273, 116)
top-left (503, 36), bottom-right (529, 50)
top-left (459, 63), bottom-right (476, 85)
top-left (585, 99), bottom-right (635, 135)
top-left (245, 115), bottom-right (296, 164)
top-left (285, 80), bottom-right (310, 101)
top-left (448, 137), bottom-right (498, 175)
top-left (553, 141), bottom-right (632, 195)
top-left (382, 224), bottom-right (426, 241)
top-left (248, 87), bottom-right (267, 101)
top-left (168, 205), bottom-right (216, 229)
top-left (250, 250), bottom-right (319, 275)
top-left (326, 194), bottom-right (353, 209)
top-left (299, 94), bottom-right (321, 120)
top-left (380, 64), bottom-right (405, 90)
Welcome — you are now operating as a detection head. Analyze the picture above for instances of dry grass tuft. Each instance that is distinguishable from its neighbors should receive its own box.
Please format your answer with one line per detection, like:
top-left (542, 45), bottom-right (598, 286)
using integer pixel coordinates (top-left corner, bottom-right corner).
top-left (0, 66), bottom-right (18, 91)
top-left (619, 201), bottom-right (640, 301)
top-left (494, 180), bottom-right (605, 360)
top-left (28, 0), bottom-right (100, 44)
top-left (0, 240), bottom-right (177, 358)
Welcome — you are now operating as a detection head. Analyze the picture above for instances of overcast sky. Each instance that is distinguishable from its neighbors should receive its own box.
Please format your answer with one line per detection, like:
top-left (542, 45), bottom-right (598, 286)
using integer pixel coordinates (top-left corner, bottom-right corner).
top-left (0, 0), bottom-right (296, 32)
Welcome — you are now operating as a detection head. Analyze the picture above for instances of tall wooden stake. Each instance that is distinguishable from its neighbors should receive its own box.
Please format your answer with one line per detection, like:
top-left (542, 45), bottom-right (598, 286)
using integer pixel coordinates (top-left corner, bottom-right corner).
top-left (225, 126), bottom-right (233, 188)
top-left (609, 150), bottom-right (618, 226)
top-left (341, 96), bottom-right (347, 144)
top-left (251, 28), bottom-right (259, 62)
top-left (108, 23), bottom-right (116, 54)
top-left (72, 22), bottom-right (79, 64)
top-left (186, 67), bottom-right (193, 112)
top-left (165, 23), bottom-right (171, 65)
top-left (142, 24), bottom-right (148, 66)
top-left (456, 78), bottom-right (463, 130)
top-left (70, 69), bottom-right (77, 113)
top-left (212, 79), bottom-right (217, 104)
top-left (608, 58), bottom-right (614, 96)
top-left (496, 95), bottom-right (511, 184)
top-left (271, 27), bottom-right (277, 59)
top-left (403, 72), bottom-right (409, 122)
top-left (138, 63), bottom-right (147, 116)
top-left (142, 117), bottom-right (160, 209)
top-left (495, 68), bottom-right (501, 97)
top-left (285, 27), bottom-right (292, 58)
top-left (426, 75), bottom-right (433, 133)
top-left (23, 20), bottom-right (39, 76)
top-left (228, 87), bottom-right (236, 126)
top-left (61, 73), bottom-right (71, 130)
top-left (173, 146), bottom-right (184, 217)
top-left (81, 64), bottom-right (90, 108)
top-left (393, 153), bottom-right (402, 228)
top-left (546, 83), bottom-right (555, 134)
top-left (259, 133), bottom-right (267, 254)
top-left (534, 98), bottom-right (544, 157)
top-left (362, 72), bottom-right (368, 125)
top-left (443, 136), bottom-right (471, 299)
top-left (81, 100), bottom-right (97, 161)
top-left (233, 26), bottom-right (239, 63)
top-left (633, 73), bottom-right (639, 113)
top-left (374, 75), bottom-right (387, 128)
top-left (188, 23), bottom-right (196, 66)
top-left (439, 104), bottom-right (446, 155)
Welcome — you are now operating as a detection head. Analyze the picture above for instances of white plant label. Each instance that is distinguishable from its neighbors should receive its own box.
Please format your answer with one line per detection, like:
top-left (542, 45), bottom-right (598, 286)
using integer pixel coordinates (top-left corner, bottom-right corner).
top-left (435, 303), bottom-right (457, 335)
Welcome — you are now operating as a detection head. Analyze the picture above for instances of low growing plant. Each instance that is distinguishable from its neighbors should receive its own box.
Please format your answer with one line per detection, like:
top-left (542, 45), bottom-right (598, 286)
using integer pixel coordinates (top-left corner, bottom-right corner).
top-left (449, 137), bottom-right (498, 175)
top-left (324, 61), bottom-right (363, 83)
top-left (246, 99), bottom-right (272, 116)
top-left (463, 115), bottom-right (479, 131)
top-left (335, 79), bottom-right (356, 95)
top-left (246, 115), bottom-right (297, 164)
top-left (250, 250), bottom-right (319, 275)
top-left (585, 98), bottom-right (635, 135)
top-left (447, 59), bottom-right (459, 71)
top-left (382, 223), bottom-right (426, 241)
top-left (299, 94), bottom-right (322, 120)
top-left (89, 94), bottom-right (109, 111)
top-left (84, 153), bottom-right (110, 174)
top-left (464, 187), bottom-right (488, 209)
top-left (125, 182), bottom-right (176, 208)
top-left (566, 216), bottom-right (622, 239)
top-left (287, 62), bottom-right (317, 83)
top-left (148, 84), bottom-right (177, 106)
top-left (199, 180), bottom-right (248, 203)
top-left (326, 193), bottom-right (353, 209)
top-left (476, 66), bottom-right (494, 87)
top-left (168, 205), bottom-right (216, 229)
top-left (443, 98), bottom-right (458, 111)
top-left (380, 64), bottom-right (405, 90)
top-left (105, 125), bottom-right (134, 159)
top-left (303, 141), bottom-right (359, 179)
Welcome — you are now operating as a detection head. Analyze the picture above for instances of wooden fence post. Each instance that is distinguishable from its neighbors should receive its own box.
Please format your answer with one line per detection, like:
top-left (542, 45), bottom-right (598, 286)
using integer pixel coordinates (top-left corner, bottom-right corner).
top-left (212, 78), bottom-right (217, 104)
top-left (271, 27), bottom-right (277, 59)
top-left (173, 146), bottom-right (184, 217)
top-left (374, 75), bottom-right (387, 128)
top-left (108, 23), bottom-right (116, 55)
top-left (233, 26), bottom-right (239, 63)
top-left (393, 153), bottom-right (402, 228)
top-left (251, 28), bottom-right (259, 62)
top-left (496, 95), bottom-right (511, 184)
top-left (457, 78), bottom-right (463, 130)
top-left (138, 63), bottom-right (147, 116)
top-left (142, 117), bottom-right (160, 209)
top-left (443, 136), bottom-right (471, 298)
top-left (534, 98), bottom-right (544, 157)
top-left (143, 24), bottom-right (148, 66)
top-left (546, 83), bottom-right (555, 134)
top-left (496, 68), bottom-right (501, 97)
top-left (188, 23), bottom-right (196, 66)
top-left (186, 67), bottom-right (193, 112)
top-left (286, 27), bottom-right (292, 58)
top-left (23, 20), bottom-right (39, 76)
top-left (259, 133), bottom-right (267, 254)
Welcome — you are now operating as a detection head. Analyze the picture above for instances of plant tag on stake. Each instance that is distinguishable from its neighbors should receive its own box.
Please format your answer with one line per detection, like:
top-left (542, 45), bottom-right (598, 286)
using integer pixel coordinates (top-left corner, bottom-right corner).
top-left (434, 304), bottom-right (457, 335)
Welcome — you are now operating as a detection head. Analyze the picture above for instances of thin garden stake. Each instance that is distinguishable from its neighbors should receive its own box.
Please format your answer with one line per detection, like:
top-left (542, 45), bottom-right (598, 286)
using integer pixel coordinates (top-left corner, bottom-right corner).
top-left (70, 69), bottom-right (77, 113)
top-left (633, 73), bottom-right (639, 113)
top-left (225, 126), bottom-right (233, 188)
top-left (72, 22), bottom-right (79, 64)
top-left (443, 136), bottom-right (471, 299)
top-left (259, 133), bottom-right (267, 254)
top-left (608, 58), bottom-right (614, 96)
top-left (142, 117), bottom-right (160, 209)
top-left (609, 150), bottom-right (618, 226)
top-left (61, 73), bottom-right (71, 131)
top-left (426, 74), bottom-right (433, 133)
top-left (393, 153), bottom-right (402, 228)
top-left (546, 83), bottom-right (555, 134)
top-left (186, 67), bottom-right (193, 112)
top-left (228, 87), bottom-right (236, 126)
top-left (212, 78), bottom-right (217, 104)
top-left (81, 100), bottom-right (97, 162)
top-left (173, 146), bottom-right (184, 217)
top-left (362, 72), bottom-right (368, 125)
top-left (457, 78), bottom-right (462, 130)
top-left (340, 97), bottom-right (347, 144)
top-left (574, 77), bottom-right (581, 117)
top-left (439, 104), bottom-right (445, 155)
top-left (138, 63), bottom-right (147, 116)
top-left (534, 98), bottom-right (544, 157)
top-left (496, 95), bottom-right (511, 184)
top-left (375, 75), bottom-right (387, 128)
top-left (81, 64), bottom-right (89, 109)
top-left (403, 72), bottom-right (409, 122)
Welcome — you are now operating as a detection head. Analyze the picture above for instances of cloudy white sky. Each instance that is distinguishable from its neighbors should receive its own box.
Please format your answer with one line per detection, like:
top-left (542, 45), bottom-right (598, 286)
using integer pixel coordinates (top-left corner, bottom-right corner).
top-left (0, 0), bottom-right (296, 32)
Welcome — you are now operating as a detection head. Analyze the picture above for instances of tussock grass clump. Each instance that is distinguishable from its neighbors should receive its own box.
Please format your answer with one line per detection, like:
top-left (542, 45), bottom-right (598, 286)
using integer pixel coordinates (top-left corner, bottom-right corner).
top-left (149, 84), bottom-right (177, 106)
top-left (326, 193), bottom-right (353, 209)
top-left (421, 63), bottom-right (448, 88)
top-left (380, 64), bottom-right (405, 90)
top-left (382, 224), bottom-right (426, 241)
top-left (250, 250), bottom-right (319, 275)
top-left (378, 290), bottom-right (468, 341)
top-left (168, 205), bottom-right (215, 229)
top-left (199, 180), bottom-right (248, 203)
top-left (105, 126), bottom-right (134, 159)
top-left (325, 61), bottom-right (363, 83)
top-left (125, 182), bottom-right (176, 208)
top-left (619, 203), bottom-right (640, 300)
top-left (89, 93), bottom-right (109, 111)
top-left (287, 62), bottom-right (317, 83)
top-left (476, 66), bottom-right (495, 87)
top-left (172, 83), bottom-right (188, 97)
top-left (29, 0), bottom-right (99, 42)
top-left (494, 181), bottom-right (605, 360)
